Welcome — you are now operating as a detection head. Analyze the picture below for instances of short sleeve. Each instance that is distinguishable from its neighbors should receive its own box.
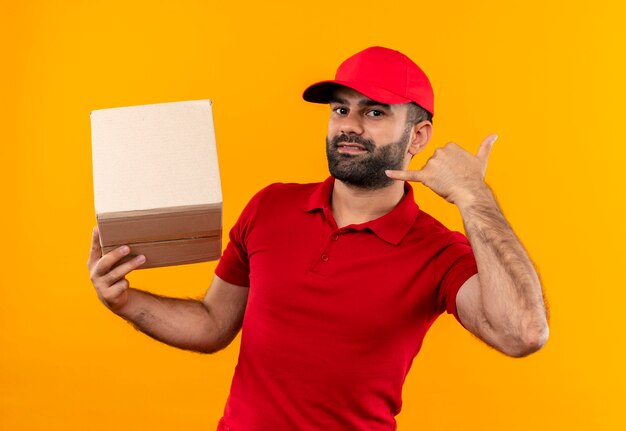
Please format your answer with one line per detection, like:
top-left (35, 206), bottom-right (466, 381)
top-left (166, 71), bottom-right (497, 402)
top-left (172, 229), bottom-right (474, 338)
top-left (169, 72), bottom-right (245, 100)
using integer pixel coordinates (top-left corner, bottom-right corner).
top-left (215, 189), bottom-right (266, 287)
top-left (434, 231), bottom-right (478, 323)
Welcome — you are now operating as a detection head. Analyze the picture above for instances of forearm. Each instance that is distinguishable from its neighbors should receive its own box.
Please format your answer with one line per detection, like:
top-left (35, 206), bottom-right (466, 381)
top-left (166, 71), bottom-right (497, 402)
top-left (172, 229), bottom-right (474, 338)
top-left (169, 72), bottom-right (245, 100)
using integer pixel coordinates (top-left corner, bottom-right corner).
top-left (458, 187), bottom-right (548, 354)
top-left (115, 288), bottom-right (223, 354)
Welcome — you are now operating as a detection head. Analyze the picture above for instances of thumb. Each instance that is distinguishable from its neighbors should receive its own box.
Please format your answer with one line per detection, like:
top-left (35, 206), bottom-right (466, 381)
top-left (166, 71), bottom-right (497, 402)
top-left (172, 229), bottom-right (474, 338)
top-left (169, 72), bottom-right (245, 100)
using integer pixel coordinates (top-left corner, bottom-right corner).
top-left (87, 226), bottom-right (103, 268)
top-left (385, 169), bottom-right (426, 183)
top-left (476, 134), bottom-right (498, 164)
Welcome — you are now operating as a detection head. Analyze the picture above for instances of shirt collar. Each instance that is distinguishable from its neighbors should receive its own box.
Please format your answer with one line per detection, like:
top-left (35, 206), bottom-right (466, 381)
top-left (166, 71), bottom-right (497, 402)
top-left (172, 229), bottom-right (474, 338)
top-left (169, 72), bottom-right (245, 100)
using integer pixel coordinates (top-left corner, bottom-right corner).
top-left (305, 176), bottom-right (420, 245)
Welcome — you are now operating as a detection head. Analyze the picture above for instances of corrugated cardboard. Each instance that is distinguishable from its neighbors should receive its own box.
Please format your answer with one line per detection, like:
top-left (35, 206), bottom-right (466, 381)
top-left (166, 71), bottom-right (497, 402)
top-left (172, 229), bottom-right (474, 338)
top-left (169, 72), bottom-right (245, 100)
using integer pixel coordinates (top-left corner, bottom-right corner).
top-left (91, 100), bottom-right (222, 268)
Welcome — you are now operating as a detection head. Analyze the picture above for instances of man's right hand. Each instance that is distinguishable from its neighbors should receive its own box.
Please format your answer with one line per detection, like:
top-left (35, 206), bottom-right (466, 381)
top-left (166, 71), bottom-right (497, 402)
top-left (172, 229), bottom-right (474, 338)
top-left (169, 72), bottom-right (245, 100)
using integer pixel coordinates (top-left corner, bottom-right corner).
top-left (86, 227), bottom-right (247, 353)
top-left (87, 227), bottom-right (146, 314)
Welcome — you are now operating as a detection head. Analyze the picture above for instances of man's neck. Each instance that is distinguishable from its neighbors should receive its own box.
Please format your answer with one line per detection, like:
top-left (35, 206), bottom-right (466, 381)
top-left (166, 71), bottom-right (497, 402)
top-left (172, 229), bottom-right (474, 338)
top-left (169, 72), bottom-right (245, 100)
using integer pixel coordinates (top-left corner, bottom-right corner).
top-left (331, 179), bottom-right (406, 228)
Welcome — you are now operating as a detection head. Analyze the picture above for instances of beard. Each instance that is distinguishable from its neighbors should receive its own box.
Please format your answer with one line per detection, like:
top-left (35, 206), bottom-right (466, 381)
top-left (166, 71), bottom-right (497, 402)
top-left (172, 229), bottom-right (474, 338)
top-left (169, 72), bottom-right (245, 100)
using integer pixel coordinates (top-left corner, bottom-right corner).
top-left (326, 125), bottom-right (411, 190)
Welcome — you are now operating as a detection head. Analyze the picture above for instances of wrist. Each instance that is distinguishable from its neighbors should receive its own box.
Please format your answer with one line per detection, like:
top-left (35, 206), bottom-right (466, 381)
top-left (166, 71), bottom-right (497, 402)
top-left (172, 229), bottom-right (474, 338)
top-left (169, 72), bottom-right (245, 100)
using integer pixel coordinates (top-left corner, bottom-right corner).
top-left (454, 183), bottom-right (496, 212)
top-left (108, 287), bottom-right (137, 318)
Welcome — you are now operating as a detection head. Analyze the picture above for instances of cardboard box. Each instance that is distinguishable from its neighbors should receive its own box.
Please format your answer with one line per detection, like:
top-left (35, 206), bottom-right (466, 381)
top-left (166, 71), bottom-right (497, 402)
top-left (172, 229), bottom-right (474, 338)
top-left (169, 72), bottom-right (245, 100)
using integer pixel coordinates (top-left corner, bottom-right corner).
top-left (91, 100), bottom-right (222, 268)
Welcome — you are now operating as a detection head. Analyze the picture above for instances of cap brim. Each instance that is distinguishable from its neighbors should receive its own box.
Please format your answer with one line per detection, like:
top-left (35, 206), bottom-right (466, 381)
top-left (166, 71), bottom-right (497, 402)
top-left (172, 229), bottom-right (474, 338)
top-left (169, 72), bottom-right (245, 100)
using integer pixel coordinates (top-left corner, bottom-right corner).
top-left (302, 80), bottom-right (411, 105)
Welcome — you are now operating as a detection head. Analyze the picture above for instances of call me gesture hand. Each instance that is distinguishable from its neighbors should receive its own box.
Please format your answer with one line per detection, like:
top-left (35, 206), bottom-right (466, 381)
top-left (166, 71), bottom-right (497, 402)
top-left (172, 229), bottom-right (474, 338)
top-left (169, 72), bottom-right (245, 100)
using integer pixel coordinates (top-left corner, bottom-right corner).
top-left (388, 134), bottom-right (549, 357)
top-left (385, 134), bottom-right (498, 208)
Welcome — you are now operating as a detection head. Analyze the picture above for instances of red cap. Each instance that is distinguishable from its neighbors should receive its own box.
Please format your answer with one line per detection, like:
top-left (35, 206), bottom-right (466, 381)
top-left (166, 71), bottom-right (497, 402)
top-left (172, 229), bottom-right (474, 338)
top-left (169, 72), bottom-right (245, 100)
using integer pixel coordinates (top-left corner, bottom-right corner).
top-left (303, 46), bottom-right (434, 116)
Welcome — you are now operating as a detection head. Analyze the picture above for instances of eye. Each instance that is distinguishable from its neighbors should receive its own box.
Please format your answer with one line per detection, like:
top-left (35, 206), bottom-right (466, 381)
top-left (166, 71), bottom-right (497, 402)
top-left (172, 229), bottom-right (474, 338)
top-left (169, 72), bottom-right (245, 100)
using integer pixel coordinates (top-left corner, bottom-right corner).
top-left (366, 109), bottom-right (384, 117)
top-left (333, 107), bottom-right (348, 115)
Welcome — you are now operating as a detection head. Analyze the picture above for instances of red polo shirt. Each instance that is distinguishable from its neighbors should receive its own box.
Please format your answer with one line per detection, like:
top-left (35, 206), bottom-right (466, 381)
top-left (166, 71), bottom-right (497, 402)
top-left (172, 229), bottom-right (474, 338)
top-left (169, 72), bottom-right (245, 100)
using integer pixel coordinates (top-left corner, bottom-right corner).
top-left (215, 177), bottom-right (477, 431)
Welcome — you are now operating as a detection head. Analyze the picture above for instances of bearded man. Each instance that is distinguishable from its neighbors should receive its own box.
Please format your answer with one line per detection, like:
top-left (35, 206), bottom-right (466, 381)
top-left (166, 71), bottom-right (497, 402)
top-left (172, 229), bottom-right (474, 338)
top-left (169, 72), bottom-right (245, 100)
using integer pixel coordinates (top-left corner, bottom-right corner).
top-left (88, 46), bottom-right (549, 430)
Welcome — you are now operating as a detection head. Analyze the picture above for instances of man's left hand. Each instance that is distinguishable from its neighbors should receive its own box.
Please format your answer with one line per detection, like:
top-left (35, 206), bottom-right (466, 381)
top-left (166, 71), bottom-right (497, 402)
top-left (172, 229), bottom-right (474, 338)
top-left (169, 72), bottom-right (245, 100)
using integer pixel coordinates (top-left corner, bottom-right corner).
top-left (386, 134), bottom-right (498, 207)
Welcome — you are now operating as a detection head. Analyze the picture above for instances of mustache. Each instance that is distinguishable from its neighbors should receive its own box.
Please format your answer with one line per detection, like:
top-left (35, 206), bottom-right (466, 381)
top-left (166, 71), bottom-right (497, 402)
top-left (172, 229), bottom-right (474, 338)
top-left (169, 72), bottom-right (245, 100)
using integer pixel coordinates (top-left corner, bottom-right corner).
top-left (329, 134), bottom-right (375, 152)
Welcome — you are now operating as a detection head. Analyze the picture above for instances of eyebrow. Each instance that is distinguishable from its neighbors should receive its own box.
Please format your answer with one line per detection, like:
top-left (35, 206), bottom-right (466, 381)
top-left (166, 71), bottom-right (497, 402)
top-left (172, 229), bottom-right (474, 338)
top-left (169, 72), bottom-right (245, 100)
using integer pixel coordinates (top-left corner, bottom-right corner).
top-left (329, 96), bottom-right (391, 109)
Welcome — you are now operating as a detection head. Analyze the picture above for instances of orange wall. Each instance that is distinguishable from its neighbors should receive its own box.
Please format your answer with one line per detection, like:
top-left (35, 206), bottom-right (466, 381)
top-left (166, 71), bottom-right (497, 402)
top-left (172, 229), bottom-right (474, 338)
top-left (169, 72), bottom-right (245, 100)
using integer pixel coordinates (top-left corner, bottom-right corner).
top-left (2, 1), bottom-right (625, 430)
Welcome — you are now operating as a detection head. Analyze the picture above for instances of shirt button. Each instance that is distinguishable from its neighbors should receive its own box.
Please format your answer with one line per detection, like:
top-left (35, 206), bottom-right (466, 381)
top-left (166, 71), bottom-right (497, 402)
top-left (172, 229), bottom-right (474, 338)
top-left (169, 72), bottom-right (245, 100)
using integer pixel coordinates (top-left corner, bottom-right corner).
top-left (331, 234), bottom-right (339, 241)
top-left (321, 253), bottom-right (329, 262)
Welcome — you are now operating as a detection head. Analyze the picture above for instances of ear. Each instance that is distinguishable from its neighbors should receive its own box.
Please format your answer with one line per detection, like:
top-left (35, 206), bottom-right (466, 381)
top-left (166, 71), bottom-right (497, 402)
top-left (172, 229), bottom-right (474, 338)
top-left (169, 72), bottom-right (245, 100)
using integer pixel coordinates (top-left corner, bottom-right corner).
top-left (407, 120), bottom-right (432, 156)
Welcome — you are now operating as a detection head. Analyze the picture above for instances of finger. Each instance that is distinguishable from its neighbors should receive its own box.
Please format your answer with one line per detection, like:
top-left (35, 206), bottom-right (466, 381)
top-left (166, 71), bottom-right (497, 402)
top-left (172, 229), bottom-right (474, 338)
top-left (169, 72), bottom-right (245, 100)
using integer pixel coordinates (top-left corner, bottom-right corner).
top-left (476, 134), bottom-right (498, 164)
top-left (385, 169), bottom-right (425, 183)
top-left (106, 278), bottom-right (130, 301)
top-left (104, 254), bottom-right (146, 285)
top-left (93, 245), bottom-right (131, 277)
top-left (87, 227), bottom-right (103, 269)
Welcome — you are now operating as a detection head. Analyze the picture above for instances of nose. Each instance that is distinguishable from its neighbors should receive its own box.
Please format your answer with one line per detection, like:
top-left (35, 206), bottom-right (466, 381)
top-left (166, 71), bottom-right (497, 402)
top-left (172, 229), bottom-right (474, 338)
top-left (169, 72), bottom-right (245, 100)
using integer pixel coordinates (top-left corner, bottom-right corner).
top-left (338, 111), bottom-right (364, 136)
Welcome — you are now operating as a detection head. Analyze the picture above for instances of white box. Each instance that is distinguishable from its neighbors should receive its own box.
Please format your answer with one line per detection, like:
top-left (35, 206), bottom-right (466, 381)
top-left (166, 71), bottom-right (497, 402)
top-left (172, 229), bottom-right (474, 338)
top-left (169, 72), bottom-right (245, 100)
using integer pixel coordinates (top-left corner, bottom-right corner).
top-left (91, 100), bottom-right (222, 268)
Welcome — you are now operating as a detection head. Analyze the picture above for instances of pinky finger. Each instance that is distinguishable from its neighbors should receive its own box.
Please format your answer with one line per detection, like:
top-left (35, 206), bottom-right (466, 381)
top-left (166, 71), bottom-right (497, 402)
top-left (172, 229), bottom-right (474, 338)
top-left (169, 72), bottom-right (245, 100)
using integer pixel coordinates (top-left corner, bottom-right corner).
top-left (385, 169), bottom-right (425, 183)
top-left (106, 278), bottom-right (130, 303)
